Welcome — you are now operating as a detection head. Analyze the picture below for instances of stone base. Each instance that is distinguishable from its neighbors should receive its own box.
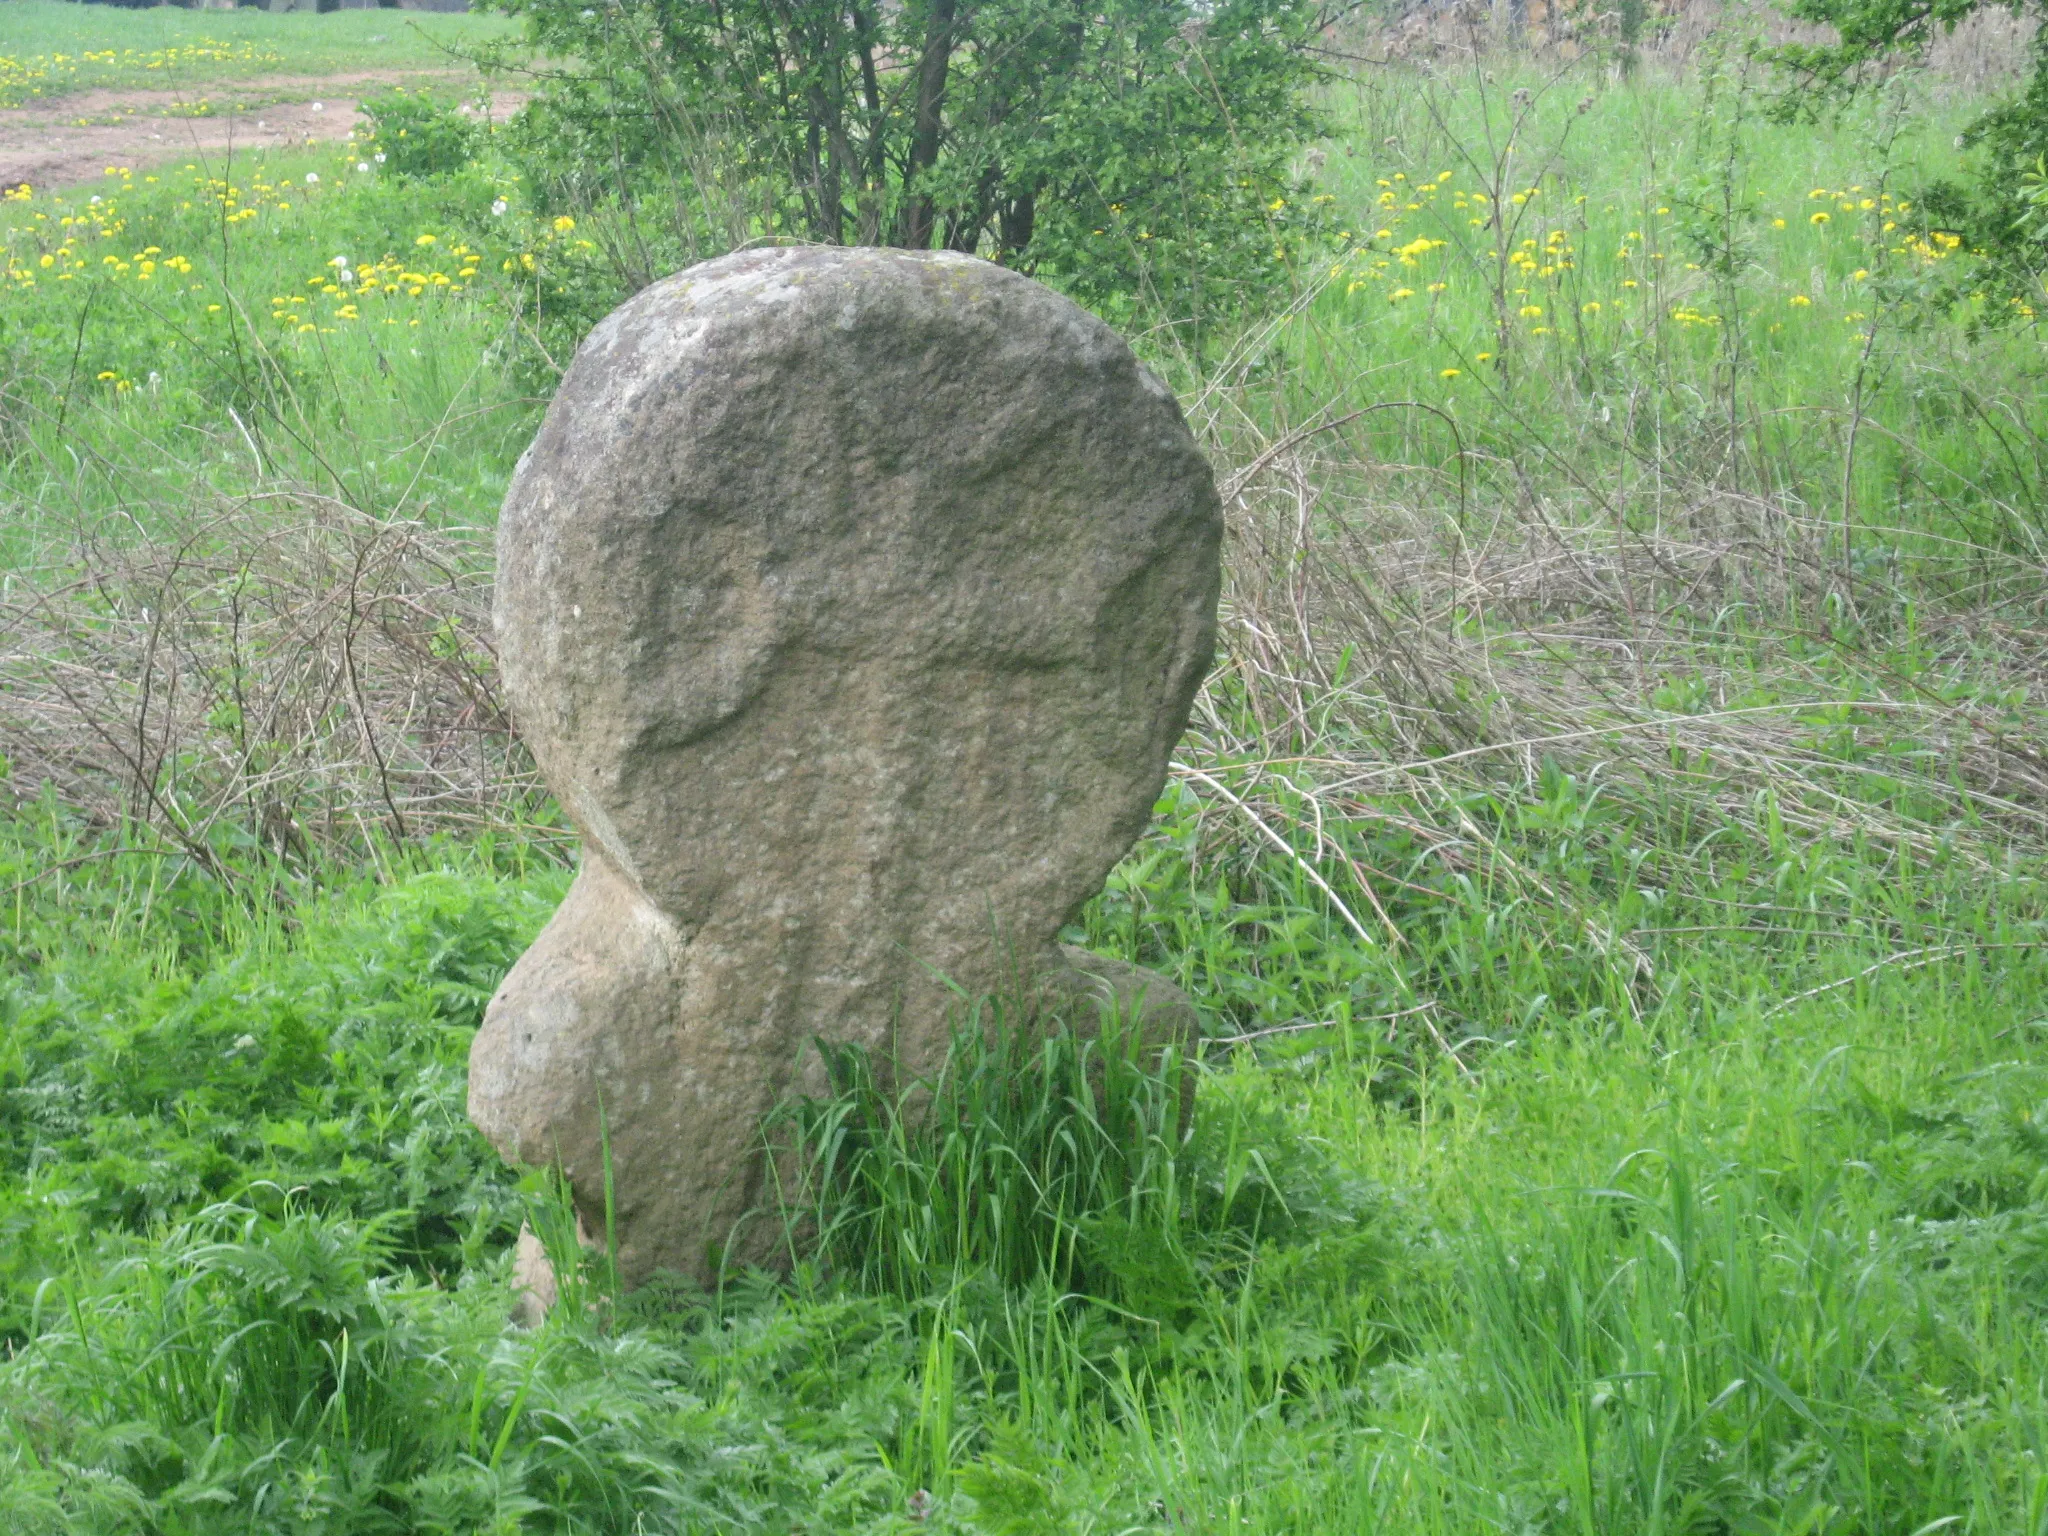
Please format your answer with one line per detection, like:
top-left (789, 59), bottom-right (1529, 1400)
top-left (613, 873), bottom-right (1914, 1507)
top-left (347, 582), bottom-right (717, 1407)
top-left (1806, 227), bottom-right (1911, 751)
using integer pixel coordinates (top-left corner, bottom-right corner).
top-left (482, 929), bottom-right (1199, 1309)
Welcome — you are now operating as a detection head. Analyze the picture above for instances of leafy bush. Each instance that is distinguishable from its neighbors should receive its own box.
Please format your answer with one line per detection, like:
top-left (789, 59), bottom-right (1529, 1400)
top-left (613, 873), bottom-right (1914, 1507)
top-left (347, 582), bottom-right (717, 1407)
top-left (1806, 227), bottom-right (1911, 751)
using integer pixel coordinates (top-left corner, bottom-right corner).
top-left (495, 0), bottom-right (1336, 334)
top-left (361, 87), bottom-right (485, 180)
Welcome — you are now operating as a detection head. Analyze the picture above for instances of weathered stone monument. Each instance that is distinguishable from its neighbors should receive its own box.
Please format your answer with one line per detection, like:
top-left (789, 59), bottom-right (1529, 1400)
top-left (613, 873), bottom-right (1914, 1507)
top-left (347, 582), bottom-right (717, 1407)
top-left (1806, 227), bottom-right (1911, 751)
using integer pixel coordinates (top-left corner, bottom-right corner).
top-left (470, 246), bottom-right (1222, 1288)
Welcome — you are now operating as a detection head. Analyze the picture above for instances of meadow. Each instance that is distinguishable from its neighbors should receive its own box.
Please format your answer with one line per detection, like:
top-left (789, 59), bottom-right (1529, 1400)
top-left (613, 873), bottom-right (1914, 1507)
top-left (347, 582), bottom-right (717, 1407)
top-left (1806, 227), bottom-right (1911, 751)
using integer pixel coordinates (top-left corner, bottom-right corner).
top-left (0, 2), bottom-right (516, 109)
top-left (2, 4), bottom-right (2047, 1532)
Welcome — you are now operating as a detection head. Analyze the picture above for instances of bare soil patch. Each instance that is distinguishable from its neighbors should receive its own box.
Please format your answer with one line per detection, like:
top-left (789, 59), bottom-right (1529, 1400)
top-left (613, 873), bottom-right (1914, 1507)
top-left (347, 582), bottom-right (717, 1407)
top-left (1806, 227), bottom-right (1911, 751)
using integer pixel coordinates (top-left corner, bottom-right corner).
top-left (0, 72), bottom-right (525, 194)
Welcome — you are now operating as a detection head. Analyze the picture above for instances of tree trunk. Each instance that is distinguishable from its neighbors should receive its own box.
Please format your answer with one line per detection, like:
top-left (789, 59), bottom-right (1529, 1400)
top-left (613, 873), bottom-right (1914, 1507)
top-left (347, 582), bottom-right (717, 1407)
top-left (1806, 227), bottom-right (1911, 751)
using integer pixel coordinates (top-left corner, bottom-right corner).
top-left (998, 189), bottom-right (1036, 262)
top-left (893, 0), bottom-right (957, 248)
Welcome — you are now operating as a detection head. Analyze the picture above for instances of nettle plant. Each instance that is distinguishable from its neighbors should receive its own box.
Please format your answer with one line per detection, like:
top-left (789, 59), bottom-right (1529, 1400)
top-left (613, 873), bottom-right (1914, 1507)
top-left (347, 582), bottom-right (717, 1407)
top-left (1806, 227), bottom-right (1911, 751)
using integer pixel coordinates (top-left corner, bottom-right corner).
top-left (495, 0), bottom-right (1344, 334)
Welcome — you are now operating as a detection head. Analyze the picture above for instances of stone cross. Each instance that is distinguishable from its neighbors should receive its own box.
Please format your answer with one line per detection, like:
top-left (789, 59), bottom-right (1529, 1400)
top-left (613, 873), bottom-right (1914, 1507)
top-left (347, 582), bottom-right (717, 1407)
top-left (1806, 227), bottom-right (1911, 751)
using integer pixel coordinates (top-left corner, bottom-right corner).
top-left (469, 247), bottom-right (1222, 1288)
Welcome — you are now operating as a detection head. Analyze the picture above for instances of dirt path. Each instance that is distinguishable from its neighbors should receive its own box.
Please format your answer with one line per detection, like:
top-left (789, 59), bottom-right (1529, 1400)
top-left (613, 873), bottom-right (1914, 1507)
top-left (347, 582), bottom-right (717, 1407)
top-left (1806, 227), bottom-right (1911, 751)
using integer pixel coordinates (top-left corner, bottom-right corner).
top-left (0, 72), bottom-right (525, 194)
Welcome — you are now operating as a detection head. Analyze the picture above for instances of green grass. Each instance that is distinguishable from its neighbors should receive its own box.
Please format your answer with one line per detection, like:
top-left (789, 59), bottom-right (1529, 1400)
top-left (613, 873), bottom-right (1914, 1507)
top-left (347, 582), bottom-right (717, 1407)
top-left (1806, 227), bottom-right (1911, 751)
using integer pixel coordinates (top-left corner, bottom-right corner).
top-left (0, 142), bottom-right (544, 559)
top-left (0, 1), bottom-right (515, 108)
top-left (0, 816), bottom-right (2042, 1532)
top-left (1269, 67), bottom-right (2047, 566)
top-left (2, 5), bottom-right (2047, 1532)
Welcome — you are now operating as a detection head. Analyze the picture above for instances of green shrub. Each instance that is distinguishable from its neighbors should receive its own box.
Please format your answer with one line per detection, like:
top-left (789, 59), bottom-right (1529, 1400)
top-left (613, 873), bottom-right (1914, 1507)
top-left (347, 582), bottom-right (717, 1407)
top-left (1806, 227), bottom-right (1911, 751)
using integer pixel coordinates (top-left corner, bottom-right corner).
top-left (361, 87), bottom-right (485, 180)
top-left (496, 0), bottom-right (1336, 336)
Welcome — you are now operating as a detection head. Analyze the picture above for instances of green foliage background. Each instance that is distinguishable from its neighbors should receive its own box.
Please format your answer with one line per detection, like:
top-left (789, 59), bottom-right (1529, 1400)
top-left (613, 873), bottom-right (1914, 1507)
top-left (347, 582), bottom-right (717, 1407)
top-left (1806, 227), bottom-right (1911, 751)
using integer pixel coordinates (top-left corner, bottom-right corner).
top-left (493, 0), bottom-right (1337, 332)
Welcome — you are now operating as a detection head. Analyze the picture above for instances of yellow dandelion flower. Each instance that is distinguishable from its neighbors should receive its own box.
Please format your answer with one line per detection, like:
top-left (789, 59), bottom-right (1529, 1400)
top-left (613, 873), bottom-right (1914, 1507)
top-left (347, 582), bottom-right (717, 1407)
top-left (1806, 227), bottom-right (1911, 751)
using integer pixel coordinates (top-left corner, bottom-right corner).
top-left (1810, 212), bottom-right (1830, 225)
top-left (1518, 304), bottom-right (1542, 318)
top-left (1789, 294), bottom-right (1811, 306)
top-left (1440, 368), bottom-right (1460, 378)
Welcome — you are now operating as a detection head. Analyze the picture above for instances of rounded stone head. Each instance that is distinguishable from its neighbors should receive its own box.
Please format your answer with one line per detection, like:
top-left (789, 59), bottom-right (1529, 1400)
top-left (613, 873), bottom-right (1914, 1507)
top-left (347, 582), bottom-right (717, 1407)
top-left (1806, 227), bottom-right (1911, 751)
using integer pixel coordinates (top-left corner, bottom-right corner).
top-left (474, 247), bottom-right (1221, 1284)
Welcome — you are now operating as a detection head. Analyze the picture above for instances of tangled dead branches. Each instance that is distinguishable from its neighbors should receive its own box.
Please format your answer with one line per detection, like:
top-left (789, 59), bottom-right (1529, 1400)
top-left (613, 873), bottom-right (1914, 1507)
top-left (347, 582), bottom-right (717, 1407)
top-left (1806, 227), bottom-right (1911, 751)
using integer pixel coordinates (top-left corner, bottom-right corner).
top-left (0, 492), bottom-right (546, 877)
